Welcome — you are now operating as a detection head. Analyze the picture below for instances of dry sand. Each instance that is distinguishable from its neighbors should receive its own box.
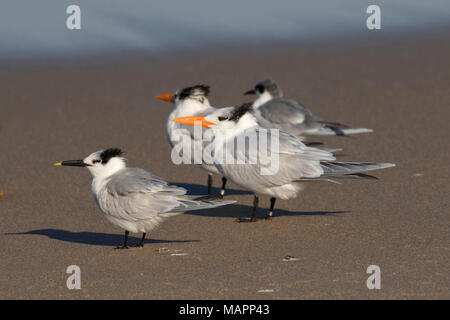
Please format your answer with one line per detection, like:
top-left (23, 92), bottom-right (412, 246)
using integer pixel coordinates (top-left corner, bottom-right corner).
top-left (0, 31), bottom-right (449, 299)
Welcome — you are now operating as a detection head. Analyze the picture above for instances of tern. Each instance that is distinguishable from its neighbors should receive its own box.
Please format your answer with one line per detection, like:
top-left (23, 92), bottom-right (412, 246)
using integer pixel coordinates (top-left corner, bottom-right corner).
top-left (55, 148), bottom-right (235, 248)
top-left (244, 79), bottom-right (373, 139)
top-left (156, 85), bottom-right (229, 196)
top-left (172, 103), bottom-right (395, 221)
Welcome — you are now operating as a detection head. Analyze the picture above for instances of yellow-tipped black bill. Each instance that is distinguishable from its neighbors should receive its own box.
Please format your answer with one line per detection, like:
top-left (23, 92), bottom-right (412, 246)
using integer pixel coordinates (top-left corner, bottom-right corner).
top-left (54, 160), bottom-right (87, 167)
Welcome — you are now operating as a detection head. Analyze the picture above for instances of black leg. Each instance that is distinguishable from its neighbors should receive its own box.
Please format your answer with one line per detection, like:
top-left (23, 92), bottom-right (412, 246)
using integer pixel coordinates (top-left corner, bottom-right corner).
top-left (207, 174), bottom-right (213, 195)
top-left (251, 194), bottom-right (259, 221)
top-left (124, 230), bottom-right (129, 247)
top-left (236, 194), bottom-right (260, 223)
top-left (139, 233), bottom-right (146, 247)
top-left (115, 230), bottom-right (129, 249)
top-left (265, 197), bottom-right (277, 220)
top-left (220, 177), bottom-right (227, 197)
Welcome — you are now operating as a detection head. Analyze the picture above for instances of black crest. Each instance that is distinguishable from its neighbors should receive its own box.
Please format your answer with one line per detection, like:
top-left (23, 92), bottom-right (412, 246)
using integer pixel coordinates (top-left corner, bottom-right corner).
top-left (229, 102), bottom-right (253, 122)
top-left (178, 85), bottom-right (210, 100)
top-left (100, 148), bottom-right (124, 164)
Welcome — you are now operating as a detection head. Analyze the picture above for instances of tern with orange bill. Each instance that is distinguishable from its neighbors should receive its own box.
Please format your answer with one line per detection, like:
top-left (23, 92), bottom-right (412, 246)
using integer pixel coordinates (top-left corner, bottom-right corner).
top-left (156, 85), bottom-right (229, 196)
top-left (172, 103), bottom-right (395, 221)
top-left (54, 148), bottom-right (235, 248)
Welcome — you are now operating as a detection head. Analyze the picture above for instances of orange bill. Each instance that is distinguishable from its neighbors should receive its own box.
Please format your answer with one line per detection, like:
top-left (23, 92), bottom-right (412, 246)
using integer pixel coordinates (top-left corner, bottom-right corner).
top-left (156, 94), bottom-right (174, 103)
top-left (172, 116), bottom-right (216, 128)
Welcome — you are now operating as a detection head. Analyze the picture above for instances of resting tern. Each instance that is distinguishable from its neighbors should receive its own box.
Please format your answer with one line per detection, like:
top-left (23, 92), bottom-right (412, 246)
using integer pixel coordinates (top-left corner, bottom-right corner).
top-left (244, 79), bottom-right (373, 139)
top-left (173, 103), bottom-right (395, 221)
top-left (156, 85), bottom-right (228, 196)
top-left (55, 148), bottom-right (235, 248)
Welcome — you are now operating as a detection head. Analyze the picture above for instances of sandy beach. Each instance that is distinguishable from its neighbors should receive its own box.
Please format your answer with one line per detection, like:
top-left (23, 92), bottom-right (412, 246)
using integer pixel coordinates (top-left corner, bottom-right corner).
top-left (0, 30), bottom-right (449, 299)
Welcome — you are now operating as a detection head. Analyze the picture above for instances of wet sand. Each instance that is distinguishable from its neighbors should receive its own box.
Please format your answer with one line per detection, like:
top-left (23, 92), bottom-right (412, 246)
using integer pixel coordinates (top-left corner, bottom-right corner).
top-left (0, 31), bottom-right (449, 299)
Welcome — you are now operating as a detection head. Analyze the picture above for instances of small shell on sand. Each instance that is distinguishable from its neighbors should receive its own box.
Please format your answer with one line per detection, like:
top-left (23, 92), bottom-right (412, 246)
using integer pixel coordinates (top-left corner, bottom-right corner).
top-left (282, 255), bottom-right (300, 261)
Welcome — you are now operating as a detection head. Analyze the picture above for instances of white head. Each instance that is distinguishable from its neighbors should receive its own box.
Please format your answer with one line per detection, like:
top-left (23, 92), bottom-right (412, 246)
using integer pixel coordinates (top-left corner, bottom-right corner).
top-left (244, 79), bottom-right (283, 108)
top-left (156, 85), bottom-right (212, 115)
top-left (55, 148), bottom-right (126, 179)
top-left (172, 103), bottom-right (258, 136)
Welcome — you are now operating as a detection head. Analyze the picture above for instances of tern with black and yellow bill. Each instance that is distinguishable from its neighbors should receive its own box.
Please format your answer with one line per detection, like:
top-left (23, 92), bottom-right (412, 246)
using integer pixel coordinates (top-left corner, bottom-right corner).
top-left (55, 148), bottom-right (235, 248)
top-left (54, 160), bottom-right (87, 167)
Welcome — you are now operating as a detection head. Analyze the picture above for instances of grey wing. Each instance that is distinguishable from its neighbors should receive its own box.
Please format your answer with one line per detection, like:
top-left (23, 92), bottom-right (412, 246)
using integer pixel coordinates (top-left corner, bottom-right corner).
top-left (256, 98), bottom-right (333, 136)
top-left (99, 168), bottom-right (188, 221)
top-left (216, 129), bottom-right (335, 189)
top-left (257, 98), bottom-right (312, 126)
top-left (98, 168), bottom-right (234, 220)
top-left (257, 98), bottom-right (372, 136)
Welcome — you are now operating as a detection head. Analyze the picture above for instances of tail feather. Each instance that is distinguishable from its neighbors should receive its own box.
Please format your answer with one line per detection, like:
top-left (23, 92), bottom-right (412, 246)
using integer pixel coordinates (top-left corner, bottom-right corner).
top-left (318, 147), bottom-right (343, 153)
top-left (320, 161), bottom-right (395, 178)
top-left (172, 196), bottom-right (236, 213)
top-left (304, 141), bottom-right (324, 147)
top-left (298, 177), bottom-right (340, 183)
top-left (335, 172), bottom-right (379, 180)
top-left (320, 121), bottom-right (350, 129)
top-left (191, 194), bottom-right (223, 201)
top-left (307, 124), bottom-right (373, 136)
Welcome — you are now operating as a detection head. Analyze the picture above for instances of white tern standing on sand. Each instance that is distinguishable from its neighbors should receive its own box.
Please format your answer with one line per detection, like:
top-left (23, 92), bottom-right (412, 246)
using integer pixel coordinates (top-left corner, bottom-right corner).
top-left (173, 103), bottom-right (395, 222)
top-left (244, 79), bottom-right (373, 139)
top-left (156, 85), bottom-right (229, 196)
top-left (54, 148), bottom-right (235, 248)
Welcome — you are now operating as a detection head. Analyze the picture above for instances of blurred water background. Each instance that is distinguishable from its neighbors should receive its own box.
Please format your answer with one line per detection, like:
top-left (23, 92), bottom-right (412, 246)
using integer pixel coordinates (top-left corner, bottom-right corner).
top-left (1, 0), bottom-right (449, 60)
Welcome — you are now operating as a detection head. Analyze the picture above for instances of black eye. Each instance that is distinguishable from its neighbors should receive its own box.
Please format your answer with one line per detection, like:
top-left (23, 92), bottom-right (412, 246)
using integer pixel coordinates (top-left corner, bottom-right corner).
top-left (218, 116), bottom-right (228, 121)
top-left (93, 159), bottom-right (101, 164)
top-left (256, 85), bottom-right (264, 93)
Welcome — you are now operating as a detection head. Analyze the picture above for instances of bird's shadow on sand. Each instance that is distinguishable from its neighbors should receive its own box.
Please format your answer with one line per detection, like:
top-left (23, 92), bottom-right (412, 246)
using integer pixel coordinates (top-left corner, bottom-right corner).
top-left (170, 182), bottom-right (252, 196)
top-left (172, 183), bottom-right (349, 218)
top-left (4, 229), bottom-right (199, 247)
top-left (185, 203), bottom-right (349, 219)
